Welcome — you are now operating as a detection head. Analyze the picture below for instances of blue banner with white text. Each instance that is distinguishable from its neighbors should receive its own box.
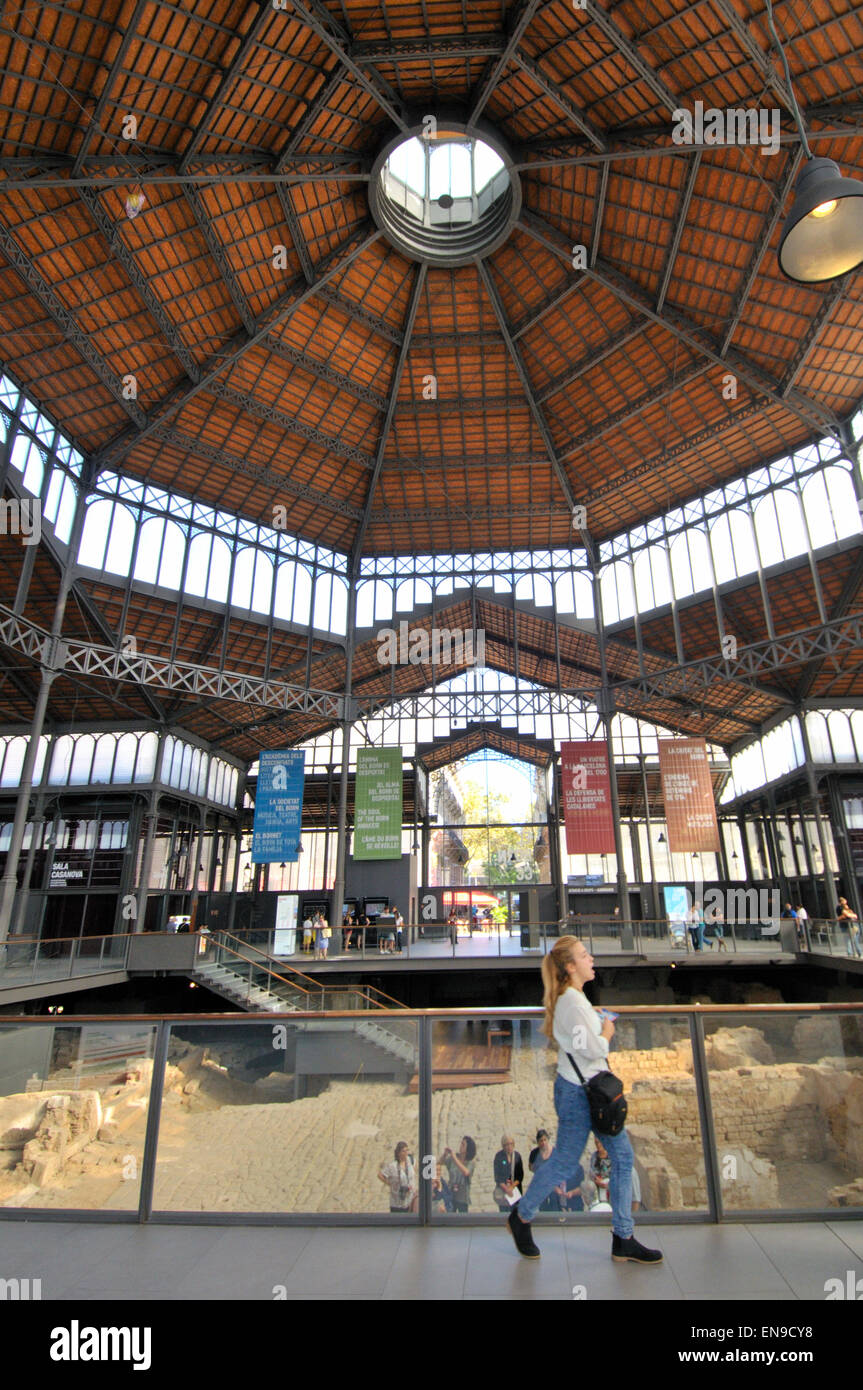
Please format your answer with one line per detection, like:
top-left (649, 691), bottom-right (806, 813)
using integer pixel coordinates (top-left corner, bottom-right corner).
top-left (251, 749), bottom-right (305, 863)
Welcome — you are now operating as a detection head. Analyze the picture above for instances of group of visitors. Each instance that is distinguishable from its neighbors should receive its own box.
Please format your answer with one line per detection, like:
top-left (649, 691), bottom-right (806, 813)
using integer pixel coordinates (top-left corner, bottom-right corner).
top-left (341, 909), bottom-right (370, 951)
top-left (301, 911), bottom-right (331, 959)
top-left (377, 1137), bottom-right (478, 1213)
top-left (493, 1130), bottom-right (641, 1214)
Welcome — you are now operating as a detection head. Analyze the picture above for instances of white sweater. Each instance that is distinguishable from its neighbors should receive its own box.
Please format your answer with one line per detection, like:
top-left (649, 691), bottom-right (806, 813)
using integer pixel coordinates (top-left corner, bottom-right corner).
top-left (553, 987), bottom-right (610, 1084)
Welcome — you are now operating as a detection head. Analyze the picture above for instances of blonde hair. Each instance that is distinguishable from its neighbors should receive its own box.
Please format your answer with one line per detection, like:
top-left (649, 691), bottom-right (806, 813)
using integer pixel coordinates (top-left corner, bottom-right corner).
top-left (540, 935), bottom-right (582, 1039)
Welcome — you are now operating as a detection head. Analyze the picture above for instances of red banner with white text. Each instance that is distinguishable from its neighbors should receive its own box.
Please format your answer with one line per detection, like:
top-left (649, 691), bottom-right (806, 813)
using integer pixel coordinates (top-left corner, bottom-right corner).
top-left (657, 739), bottom-right (720, 852)
top-left (561, 740), bottom-right (617, 855)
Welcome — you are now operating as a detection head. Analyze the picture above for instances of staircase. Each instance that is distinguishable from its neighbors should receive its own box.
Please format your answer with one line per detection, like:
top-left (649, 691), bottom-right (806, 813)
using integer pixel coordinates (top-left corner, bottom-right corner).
top-left (190, 936), bottom-right (416, 1069)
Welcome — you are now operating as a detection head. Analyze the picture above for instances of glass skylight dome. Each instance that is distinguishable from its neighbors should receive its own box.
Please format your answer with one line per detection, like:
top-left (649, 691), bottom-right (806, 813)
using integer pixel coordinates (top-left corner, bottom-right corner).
top-left (369, 124), bottom-right (520, 266)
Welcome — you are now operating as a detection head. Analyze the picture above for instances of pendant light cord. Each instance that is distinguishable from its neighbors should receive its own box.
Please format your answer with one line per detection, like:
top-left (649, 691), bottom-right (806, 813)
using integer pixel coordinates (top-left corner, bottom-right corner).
top-left (764, 0), bottom-right (812, 159)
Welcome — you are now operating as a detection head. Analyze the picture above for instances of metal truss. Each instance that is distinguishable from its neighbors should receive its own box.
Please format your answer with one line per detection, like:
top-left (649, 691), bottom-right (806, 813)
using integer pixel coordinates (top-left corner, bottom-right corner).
top-left (352, 685), bottom-right (596, 724)
top-left (515, 122), bottom-right (863, 170)
top-left (264, 338), bottom-right (388, 411)
top-left (205, 379), bottom-right (375, 469)
top-left (781, 275), bottom-right (850, 396)
top-left (285, 0), bottom-right (411, 133)
top-left (511, 53), bottom-right (606, 151)
top-left (720, 147), bottom-right (804, 355)
top-left (0, 604), bottom-right (345, 720)
top-left (148, 424), bottom-right (364, 519)
top-left (0, 155), bottom-right (370, 189)
top-left (178, 2), bottom-right (277, 174)
top-left (352, 263), bottom-right (426, 564)
top-left (616, 613), bottom-right (863, 704)
top-left (353, 35), bottom-right (505, 61)
top-left (518, 210), bottom-right (842, 443)
top-left (468, 0), bottom-right (543, 125)
top-left (77, 185), bottom-right (202, 382)
top-left (93, 222), bottom-right (381, 471)
top-left (0, 216), bottom-right (148, 431)
top-left (477, 260), bottom-right (577, 513)
top-left (656, 150), bottom-right (701, 313)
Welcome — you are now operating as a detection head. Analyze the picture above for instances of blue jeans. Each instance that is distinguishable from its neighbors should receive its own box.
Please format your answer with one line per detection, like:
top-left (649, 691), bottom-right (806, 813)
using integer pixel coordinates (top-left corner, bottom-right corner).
top-left (517, 1074), bottom-right (634, 1238)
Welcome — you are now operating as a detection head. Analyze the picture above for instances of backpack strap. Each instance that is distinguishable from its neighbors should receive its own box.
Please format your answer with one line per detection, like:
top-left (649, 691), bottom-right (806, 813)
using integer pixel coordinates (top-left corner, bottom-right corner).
top-left (566, 1052), bottom-right (588, 1084)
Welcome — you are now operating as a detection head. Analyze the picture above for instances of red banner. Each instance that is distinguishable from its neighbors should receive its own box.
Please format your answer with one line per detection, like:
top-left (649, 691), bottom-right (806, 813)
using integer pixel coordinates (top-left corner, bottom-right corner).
top-left (657, 739), bottom-right (720, 852)
top-left (561, 740), bottom-right (616, 855)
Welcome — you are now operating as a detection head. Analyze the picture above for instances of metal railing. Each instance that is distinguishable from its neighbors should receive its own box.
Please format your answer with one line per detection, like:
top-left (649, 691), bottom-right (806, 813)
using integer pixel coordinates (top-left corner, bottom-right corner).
top-left (0, 931), bottom-right (133, 986)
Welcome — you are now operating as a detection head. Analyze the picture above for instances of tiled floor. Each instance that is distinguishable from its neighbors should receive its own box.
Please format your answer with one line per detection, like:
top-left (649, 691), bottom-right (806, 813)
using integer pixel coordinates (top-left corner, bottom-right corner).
top-left (1, 1220), bottom-right (860, 1300)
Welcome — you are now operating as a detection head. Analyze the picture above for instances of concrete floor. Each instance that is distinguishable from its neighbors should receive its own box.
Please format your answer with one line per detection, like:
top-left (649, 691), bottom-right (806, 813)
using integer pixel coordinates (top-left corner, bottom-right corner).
top-left (2, 1218), bottom-right (860, 1300)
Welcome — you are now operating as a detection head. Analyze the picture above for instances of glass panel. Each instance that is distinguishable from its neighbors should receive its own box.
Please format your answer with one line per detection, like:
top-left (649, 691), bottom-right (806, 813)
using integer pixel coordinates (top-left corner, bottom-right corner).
top-left (430, 1013), bottom-right (707, 1217)
top-left (152, 1020), bottom-right (419, 1214)
top-left (0, 1022), bottom-right (158, 1210)
top-left (703, 1010), bottom-right (863, 1211)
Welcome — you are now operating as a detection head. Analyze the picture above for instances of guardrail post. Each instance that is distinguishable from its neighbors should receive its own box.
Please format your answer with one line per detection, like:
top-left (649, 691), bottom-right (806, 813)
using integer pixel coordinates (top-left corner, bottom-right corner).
top-left (418, 1016), bottom-right (432, 1225)
top-left (137, 1020), bottom-right (171, 1223)
top-left (689, 1010), bottom-right (722, 1223)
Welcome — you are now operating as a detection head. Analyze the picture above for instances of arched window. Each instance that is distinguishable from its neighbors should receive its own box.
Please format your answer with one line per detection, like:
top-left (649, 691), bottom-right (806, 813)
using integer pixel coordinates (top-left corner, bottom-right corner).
top-left (0, 735), bottom-right (27, 788)
top-left (135, 732), bottom-right (158, 782)
top-left (49, 734), bottom-right (74, 785)
top-left (90, 734), bottom-right (117, 783)
top-left (670, 530), bottom-right (709, 600)
top-left (709, 514), bottom-right (737, 584)
top-left (771, 489), bottom-right (808, 560)
top-left (827, 710), bottom-right (856, 762)
top-left (825, 466), bottom-right (861, 541)
top-left (185, 533), bottom-right (231, 602)
top-left (396, 578), bottom-right (433, 611)
top-left (79, 499), bottom-right (120, 573)
top-left (231, 548), bottom-right (256, 609)
top-left (804, 711), bottom-right (831, 763)
top-left (275, 560), bottom-right (313, 625)
top-left (753, 494), bottom-right (783, 567)
top-left (135, 517), bottom-right (186, 589)
top-left (318, 572), bottom-right (354, 631)
top-left (112, 732), bottom-right (138, 782)
top-left (10, 434), bottom-right (44, 494)
top-left (69, 735), bottom-right (96, 785)
top-left (600, 561), bottom-right (634, 623)
top-left (728, 509), bottom-right (759, 578)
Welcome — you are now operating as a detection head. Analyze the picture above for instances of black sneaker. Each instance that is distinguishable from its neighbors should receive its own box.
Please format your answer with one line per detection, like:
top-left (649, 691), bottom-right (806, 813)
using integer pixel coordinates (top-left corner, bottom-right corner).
top-left (612, 1234), bottom-right (663, 1264)
top-left (507, 1203), bottom-right (541, 1259)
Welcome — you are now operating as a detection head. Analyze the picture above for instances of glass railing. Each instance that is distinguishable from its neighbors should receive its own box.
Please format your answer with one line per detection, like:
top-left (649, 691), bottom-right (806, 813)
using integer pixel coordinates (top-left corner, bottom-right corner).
top-left (0, 931), bottom-right (133, 986)
top-left (0, 1005), bottom-right (860, 1222)
top-left (248, 916), bottom-right (800, 963)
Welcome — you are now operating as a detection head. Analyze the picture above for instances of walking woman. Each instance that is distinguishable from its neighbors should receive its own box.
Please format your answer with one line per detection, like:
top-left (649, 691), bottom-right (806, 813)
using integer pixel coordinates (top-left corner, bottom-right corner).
top-left (507, 936), bottom-right (662, 1264)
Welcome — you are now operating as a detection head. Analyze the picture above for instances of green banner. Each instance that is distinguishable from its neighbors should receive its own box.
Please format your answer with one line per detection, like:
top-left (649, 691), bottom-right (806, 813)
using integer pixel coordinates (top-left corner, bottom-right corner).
top-left (353, 747), bottom-right (403, 860)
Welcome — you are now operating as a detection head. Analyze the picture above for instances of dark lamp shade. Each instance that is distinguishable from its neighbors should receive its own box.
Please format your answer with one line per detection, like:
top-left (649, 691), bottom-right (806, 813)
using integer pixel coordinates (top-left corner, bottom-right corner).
top-left (778, 157), bottom-right (863, 283)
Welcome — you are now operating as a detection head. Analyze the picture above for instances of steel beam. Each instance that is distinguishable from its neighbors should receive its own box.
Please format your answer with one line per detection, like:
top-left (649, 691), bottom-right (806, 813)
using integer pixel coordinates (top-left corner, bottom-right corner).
top-left (511, 52), bottom-right (606, 151)
top-left (92, 222), bottom-right (381, 471)
top-left (720, 146), bottom-right (804, 355)
top-left (518, 209), bottom-right (842, 442)
top-left (205, 379), bottom-right (376, 468)
top-left (285, 0), bottom-right (410, 132)
top-left (351, 263), bottom-right (426, 566)
top-left (179, 1), bottom-right (277, 171)
top-left (468, 0), bottom-right (543, 125)
top-left (477, 259), bottom-right (577, 513)
top-left (71, 0), bottom-right (151, 177)
top-left (656, 150), bottom-right (701, 313)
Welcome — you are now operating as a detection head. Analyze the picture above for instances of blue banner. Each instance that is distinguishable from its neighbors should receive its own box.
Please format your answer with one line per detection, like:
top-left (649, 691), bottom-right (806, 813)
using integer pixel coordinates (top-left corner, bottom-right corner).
top-left (251, 750), bottom-right (305, 863)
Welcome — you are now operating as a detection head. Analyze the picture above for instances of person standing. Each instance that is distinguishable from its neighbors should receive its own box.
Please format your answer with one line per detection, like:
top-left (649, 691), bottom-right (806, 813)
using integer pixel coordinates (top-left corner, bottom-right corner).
top-left (393, 905), bottom-right (404, 954)
top-left (492, 1134), bottom-right (524, 1212)
top-left (440, 1136), bottom-right (476, 1214)
top-left (506, 935), bottom-right (662, 1265)
top-left (794, 902), bottom-right (809, 948)
top-left (528, 1129), bottom-right (562, 1212)
top-left (378, 1141), bottom-right (417, 1213)
top-left (838, 897), bottom-right (862, 957)
top-left (301, 912), bottom-right (313, 954)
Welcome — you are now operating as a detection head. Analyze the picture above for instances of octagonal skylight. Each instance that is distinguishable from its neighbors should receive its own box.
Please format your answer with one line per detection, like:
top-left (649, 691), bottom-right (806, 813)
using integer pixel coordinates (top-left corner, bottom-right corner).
top-left (370, 127), bottom-right (520, 266)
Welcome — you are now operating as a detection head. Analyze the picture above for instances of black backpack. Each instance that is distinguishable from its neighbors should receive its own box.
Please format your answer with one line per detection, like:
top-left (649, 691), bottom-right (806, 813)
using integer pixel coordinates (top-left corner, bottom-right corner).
top-left (567, 1053), bottom-right (628, 1137)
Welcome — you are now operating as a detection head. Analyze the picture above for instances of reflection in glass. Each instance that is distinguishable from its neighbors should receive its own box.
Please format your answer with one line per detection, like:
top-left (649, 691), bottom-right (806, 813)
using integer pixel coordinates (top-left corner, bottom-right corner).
top-left (703, 1012), bottom-right (863, 1211)
top-left (0, 1023), bottom-right (157, 1210)
top-left (430, 1016), bottom-right (708, 1216)
top-left (152, 1020), bottom-right (418, 1214)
